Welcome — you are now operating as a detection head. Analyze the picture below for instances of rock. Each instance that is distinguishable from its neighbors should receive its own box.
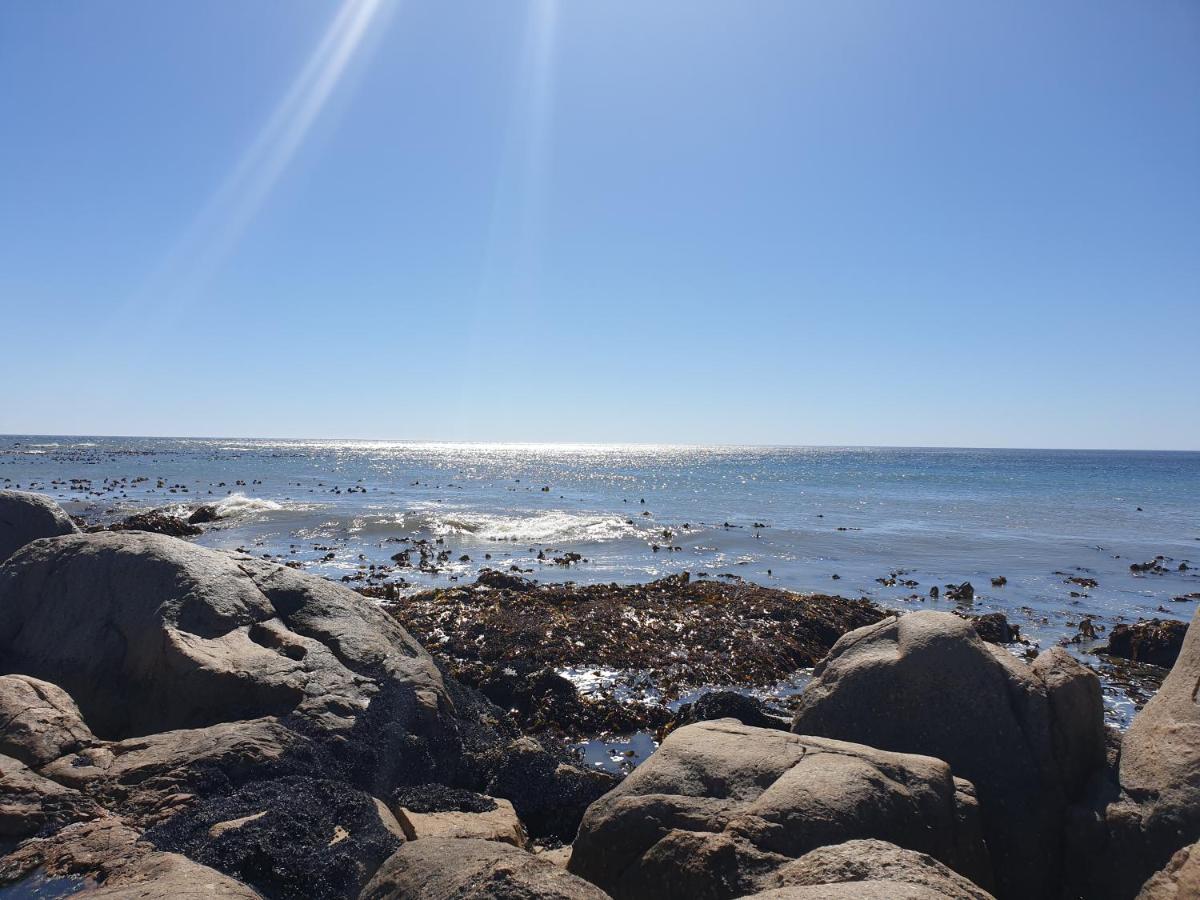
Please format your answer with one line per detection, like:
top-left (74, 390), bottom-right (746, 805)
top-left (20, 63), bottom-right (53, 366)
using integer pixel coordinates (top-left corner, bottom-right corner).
top-left (483, 737), bottom-right (617, 843)
top-left (0, 817), bottom-right (259, 898)
top-left (963, 612), bottom-right (1019, 645)
top-left (108, 509), bottom-right (203, 538)
top-left (1101, 618), bottom-right (1187, 668)
top-left (0, 489), bottom-right (78, 563)
top-left (360, 837), bottom-right (610, 900)
top-left (945, 582), bottom-right (974, 603)
top-left (751, 838), bottom-right (995, 899)
top-left (0, 752), bottom-right (103, 839)
top-left (0, 531), bottom-right (456, 755)
top-left (144, 775), bottom-right (403, 900)
top-left (790, 611), bottom-right (1105, 899)
top-left (0, 531), bottom-right (604, 845)
top-left (187, 505), bottom-right (220, 525)
top-left (1101, 606), bottom-right (1200, 897)
top-left (0, 673), bottom-right (95, 767)
top-left (664, 690), bottom-right (789, 736)
top-left (40, 717), bottom-right (307, 826)
top-left (1030, 648), bottom-right (1106, 799)
top-left (568, 719), bottom-right (992, 900)
top-left (395, 796), bottom-right (527, 847)
top-left (1137, 840), bottom-right (1200, 899)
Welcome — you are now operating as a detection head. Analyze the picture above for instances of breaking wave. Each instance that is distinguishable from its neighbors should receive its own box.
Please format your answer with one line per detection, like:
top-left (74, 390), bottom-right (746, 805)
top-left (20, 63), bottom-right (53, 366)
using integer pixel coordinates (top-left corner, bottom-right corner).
top-left (212, 492), bottom-right (284, 518)
top-left (376, 505), bottom-right (648, 544)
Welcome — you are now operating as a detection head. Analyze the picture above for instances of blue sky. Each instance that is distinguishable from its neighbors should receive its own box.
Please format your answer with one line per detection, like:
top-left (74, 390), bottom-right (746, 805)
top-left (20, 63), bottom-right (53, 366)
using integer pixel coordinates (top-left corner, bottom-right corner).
top-left (1, 1), bottom-right (1197, 448)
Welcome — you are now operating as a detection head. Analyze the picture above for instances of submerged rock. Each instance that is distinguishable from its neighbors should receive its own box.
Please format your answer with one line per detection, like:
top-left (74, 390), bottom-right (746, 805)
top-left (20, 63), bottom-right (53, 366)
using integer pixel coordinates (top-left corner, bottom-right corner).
top-left (0, 489), bottom-right (78, 563)
top-left (568, 719), bottom-right (992, 899)
top-left (790, 611), bottom-right (1105, 900)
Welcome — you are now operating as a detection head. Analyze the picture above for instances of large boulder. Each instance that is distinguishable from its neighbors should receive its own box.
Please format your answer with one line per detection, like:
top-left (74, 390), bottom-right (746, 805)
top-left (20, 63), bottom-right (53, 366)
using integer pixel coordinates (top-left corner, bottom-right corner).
top-left (360, 837), bottom-right (610, 900)
top-left (0, 531), bottom-right (448, 742)
top-left (790, 611), bottom-right (1105, 900)
top-left (568, 719), bottom-right (992, 900)
top-left (749, 838), bottom-right (995, 899)
top-left (0, 489), bottom-right (77, 563)
top-left (1099, 605), bottom-right (1200, 897)
top-left (0, 530), bottom-right (497, 804)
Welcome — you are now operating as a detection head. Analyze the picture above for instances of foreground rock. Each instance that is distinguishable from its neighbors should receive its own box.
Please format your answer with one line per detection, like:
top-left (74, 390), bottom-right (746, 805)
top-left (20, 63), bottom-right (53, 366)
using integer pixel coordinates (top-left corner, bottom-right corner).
top-left (0, 526), bottom-right (610, 895)
top-left (790, 612), bottom-right (1104, 899)
top-left (1137, 840), bottom-right (1200, 899)
top-left (749, 838), bottom-right (995, 899)
top-left (362, 837), bottom-right (610, 899)
top-left (0, 817), bottom-right (260, 899)
top-left (0, 674), bottom-right (95, 767)
top-left (569, 719), bottom-right (992, 899)
top-left (0, 531), bottom-right (470, 768)
top-left (0, 489), bottom-right (78, 563)
top-left (1091, 605), bottom-right (1200, 898)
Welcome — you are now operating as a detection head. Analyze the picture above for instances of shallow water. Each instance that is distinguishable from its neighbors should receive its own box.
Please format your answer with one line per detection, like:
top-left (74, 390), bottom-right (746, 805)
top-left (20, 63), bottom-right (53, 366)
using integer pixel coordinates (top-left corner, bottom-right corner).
top-left (4, 437), bottom-right (1197, 737)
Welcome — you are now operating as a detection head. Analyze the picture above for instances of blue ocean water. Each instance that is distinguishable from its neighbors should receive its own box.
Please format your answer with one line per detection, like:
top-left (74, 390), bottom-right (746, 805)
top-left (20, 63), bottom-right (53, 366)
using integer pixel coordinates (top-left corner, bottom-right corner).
top-left (3, 437), bottom-right (1197, 682)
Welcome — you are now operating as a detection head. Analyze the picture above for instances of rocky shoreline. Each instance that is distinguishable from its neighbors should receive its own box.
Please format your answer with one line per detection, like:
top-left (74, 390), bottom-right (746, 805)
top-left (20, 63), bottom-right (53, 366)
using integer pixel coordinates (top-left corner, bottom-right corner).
top-left (2, 488), bottom-right (1198, 899)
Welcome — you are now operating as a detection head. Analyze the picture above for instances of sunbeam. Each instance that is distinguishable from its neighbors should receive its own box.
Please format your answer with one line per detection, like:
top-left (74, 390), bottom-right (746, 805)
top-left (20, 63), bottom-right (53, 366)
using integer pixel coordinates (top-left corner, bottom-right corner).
top-left (129, 0), bottom-right (391, 320)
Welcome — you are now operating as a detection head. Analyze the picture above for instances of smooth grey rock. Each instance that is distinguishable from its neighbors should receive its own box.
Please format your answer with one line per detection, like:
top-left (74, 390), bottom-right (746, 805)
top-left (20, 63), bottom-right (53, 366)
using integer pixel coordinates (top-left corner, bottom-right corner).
top-left (568, 719), bottom-right (991, 900)
top-left (0, 531), bottom-right (452, 745)
top-left (0, 490), bottom-right (77, 564)
top-left (750, 838), bottom-right (995, 899)
top-left (361, 837), bottom-right (610, 900)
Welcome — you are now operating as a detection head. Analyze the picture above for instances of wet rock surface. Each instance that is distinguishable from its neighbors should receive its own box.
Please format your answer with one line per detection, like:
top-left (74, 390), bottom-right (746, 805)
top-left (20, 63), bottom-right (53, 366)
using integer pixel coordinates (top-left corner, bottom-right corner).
top-left (1100, 618), bottom-right (1188, 668)
top-left (145, 775), bottom-right (403, 900)
top-left (105, 508), bottom-right (203, 538)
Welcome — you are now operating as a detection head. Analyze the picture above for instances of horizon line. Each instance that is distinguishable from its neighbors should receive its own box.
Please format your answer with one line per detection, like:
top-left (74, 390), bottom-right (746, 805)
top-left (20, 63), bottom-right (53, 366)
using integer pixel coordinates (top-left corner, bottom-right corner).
top-left (1, 432), bottom-right (1197, 454)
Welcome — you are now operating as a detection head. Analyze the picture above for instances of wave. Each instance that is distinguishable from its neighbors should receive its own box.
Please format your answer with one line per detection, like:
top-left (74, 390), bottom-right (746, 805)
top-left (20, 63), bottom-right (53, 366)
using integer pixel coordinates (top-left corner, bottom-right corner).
top-left (351, 505), bottom-right (649, 545)
top-left (211, 492), bottom-right (284, 518)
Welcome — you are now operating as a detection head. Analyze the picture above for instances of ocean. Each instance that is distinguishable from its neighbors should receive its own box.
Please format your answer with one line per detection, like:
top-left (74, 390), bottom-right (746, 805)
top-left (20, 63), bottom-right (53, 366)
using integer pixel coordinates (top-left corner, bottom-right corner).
top-left (3, 436), bottom-right (1197, 737)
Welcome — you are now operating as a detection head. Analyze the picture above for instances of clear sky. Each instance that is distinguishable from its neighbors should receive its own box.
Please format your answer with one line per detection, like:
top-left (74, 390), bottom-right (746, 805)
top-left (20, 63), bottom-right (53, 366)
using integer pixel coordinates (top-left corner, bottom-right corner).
top-left (1, 1), bottom-right (1197, 448)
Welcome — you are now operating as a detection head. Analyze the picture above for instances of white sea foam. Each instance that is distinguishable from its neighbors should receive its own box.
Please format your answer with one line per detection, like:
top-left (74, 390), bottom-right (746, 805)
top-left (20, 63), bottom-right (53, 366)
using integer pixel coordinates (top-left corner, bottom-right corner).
top-left (213, 492), bottom-right (284, 518)
top-left (406, 506), bottom-right (646, 544)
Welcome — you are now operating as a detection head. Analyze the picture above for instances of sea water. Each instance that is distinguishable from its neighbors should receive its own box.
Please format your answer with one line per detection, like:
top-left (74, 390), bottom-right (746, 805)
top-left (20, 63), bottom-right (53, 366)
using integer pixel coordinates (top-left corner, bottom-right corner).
top-left (3, 437), bottom-right (1197, 737)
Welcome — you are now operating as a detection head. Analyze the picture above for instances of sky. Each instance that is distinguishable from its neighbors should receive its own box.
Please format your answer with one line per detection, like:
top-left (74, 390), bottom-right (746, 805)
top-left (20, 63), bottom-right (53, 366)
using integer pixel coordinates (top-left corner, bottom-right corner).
top-left (0, 1), bottom-right (1197, 449)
